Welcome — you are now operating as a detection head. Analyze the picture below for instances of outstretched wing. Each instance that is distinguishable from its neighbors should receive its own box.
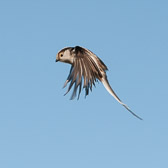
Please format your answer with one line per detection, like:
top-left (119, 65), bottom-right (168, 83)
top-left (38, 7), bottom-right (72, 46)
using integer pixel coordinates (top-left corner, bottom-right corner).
top-left (63, 46), bottom-right (107, 99)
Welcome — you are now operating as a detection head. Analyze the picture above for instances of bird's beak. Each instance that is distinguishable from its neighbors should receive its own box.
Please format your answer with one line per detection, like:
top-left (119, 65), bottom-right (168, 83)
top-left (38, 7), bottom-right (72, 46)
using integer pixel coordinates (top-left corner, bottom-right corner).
top-left (56, 54), bottom-right (59, 62)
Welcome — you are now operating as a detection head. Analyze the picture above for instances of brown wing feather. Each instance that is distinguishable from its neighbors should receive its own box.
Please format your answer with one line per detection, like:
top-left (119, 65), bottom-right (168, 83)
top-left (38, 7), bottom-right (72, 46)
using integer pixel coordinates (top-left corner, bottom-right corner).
top-left (64, 46), bottom-right (105, 99)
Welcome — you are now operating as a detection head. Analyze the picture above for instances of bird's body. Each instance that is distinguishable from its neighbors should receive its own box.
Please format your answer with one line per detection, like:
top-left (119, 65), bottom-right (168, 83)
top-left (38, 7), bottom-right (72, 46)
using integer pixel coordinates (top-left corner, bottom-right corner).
top-left (56, 46), bottom-right (142, 120)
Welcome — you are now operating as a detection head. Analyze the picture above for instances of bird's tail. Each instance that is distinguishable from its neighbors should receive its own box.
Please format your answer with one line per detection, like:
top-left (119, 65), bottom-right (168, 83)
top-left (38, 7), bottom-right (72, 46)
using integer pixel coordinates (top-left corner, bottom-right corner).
top-left (101, 76), bottom-right (142, 120)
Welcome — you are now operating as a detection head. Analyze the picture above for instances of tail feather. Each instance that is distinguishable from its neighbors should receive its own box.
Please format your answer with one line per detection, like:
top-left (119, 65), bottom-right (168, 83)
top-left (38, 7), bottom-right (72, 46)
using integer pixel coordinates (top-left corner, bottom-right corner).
top-left (101, 77), bottom-right (142, 120)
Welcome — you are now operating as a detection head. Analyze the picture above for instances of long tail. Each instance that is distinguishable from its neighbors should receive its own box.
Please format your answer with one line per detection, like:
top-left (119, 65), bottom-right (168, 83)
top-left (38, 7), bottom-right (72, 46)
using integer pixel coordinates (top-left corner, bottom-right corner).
top-left (101, 77), bottom-right (142, 120)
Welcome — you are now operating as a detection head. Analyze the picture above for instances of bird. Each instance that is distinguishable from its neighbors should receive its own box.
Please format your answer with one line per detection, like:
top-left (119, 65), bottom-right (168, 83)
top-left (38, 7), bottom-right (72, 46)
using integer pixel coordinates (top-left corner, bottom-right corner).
top-left (55, 46), bottom-right (142, 120)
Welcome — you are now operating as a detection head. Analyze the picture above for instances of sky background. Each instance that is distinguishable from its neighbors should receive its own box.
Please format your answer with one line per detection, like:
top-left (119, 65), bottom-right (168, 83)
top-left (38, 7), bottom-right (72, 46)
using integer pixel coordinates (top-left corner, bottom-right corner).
top-left (0, 0), bottom-right (168, 167)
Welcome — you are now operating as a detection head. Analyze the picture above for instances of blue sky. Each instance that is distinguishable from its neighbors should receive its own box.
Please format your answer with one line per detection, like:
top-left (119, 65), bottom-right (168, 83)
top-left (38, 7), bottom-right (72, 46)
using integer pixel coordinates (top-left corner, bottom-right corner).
top-left (0, 0), bottom-right (168, 167)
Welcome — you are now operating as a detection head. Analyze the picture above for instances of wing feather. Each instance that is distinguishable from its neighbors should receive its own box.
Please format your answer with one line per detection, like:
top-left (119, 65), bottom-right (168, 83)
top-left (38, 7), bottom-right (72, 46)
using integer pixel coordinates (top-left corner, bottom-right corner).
top-left (63, 47), bottom-right (104, 99)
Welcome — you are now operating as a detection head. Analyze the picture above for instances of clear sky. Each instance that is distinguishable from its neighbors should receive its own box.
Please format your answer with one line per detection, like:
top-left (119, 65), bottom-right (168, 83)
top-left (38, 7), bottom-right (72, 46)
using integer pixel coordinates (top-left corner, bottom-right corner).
top-left (0, 0), bottom-right (168, 167)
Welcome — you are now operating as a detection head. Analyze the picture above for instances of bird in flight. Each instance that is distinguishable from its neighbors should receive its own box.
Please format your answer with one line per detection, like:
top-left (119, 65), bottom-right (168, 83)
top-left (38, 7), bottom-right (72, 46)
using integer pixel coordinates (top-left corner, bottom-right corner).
top-left (56, 46), bottom-right (142, 120)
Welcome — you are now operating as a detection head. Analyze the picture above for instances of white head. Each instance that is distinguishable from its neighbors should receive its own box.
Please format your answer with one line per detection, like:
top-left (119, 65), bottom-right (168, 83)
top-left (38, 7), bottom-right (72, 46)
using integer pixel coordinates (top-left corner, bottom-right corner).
top-left (56, 47), bottom-right (74, 64)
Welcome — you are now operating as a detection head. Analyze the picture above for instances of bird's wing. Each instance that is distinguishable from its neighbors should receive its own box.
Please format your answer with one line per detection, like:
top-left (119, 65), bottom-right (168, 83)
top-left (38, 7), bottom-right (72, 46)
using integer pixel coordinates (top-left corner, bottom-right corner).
top-left (101, 76), bottom-right (143, 120)
top-left (63, 46), bottom-right (105, 99)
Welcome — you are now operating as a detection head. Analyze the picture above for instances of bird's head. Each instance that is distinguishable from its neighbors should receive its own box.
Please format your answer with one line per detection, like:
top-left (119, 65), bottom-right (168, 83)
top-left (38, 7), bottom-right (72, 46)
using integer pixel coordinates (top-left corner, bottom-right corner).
top-left (56, 47), bottom-right (74, 64)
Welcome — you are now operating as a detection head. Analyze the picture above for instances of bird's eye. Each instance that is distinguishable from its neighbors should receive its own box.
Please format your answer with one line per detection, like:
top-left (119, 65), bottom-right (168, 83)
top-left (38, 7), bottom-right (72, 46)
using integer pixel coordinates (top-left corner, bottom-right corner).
top-left (60, 53), bottom-right (63, 57)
